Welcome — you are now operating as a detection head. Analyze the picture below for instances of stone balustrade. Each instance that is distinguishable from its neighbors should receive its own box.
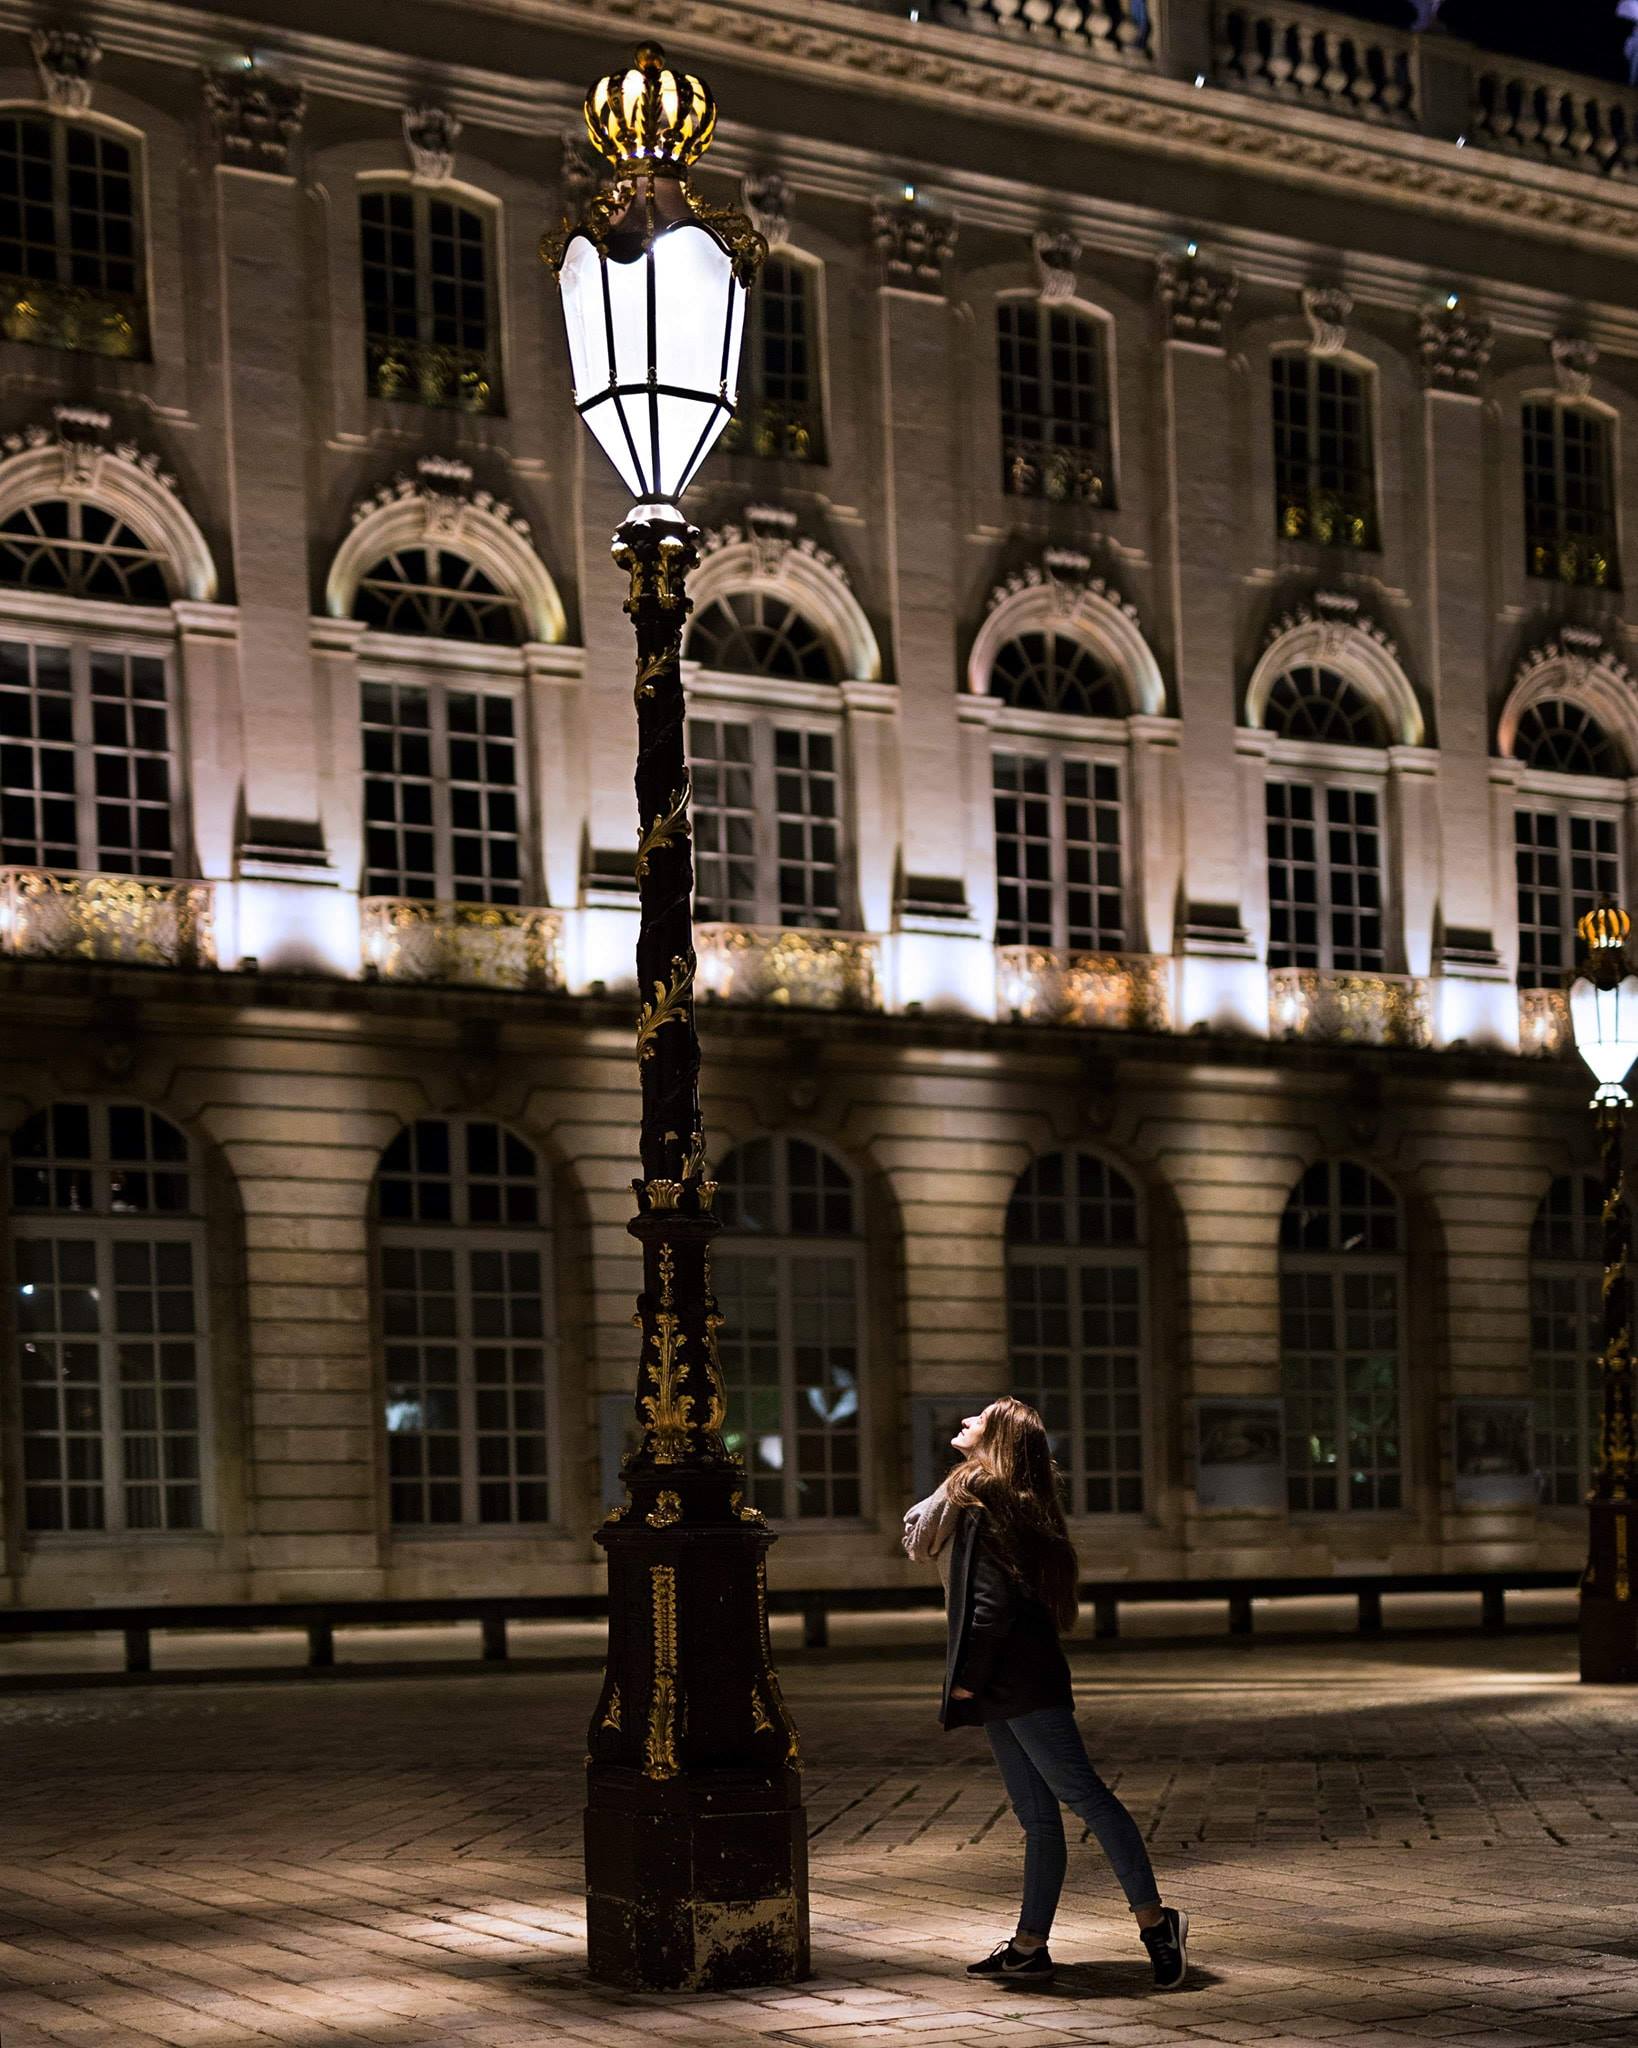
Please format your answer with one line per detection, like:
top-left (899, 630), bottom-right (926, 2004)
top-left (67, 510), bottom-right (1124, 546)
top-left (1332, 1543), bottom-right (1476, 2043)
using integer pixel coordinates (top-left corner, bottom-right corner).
top-left (694, 925), bottom-right (881, 1010)
top-left (0, 869), bottom-right (214, 968)
top-left (360, 899), bottom-right (563, 991)
top-left (1269, 968), bottom-right (1431, 1049)
top-left (1470, 63), bottom-right (1638, 181)
top-left (1518, 986), bottom-right (1573, 1059)
top-left (928, 0), bottom-right (1152, 61)
top-left (1212, 2), bottom-right (1416, 123)
top-left (997, 946), bottom-right (1174, 1031)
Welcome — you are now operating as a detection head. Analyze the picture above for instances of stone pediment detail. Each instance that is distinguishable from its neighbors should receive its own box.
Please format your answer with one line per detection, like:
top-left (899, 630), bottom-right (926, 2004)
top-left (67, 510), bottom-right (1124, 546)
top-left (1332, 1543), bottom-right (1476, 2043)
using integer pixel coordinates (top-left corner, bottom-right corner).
top-left (2, 406), bottom-right (180, 497)
top-left (1512, 624), bottom-right (1633, 697)
top-left (1262, 590), bottom-right (1401, 667)
top-left (32, 28), bottom-right (101, 112)
top-left (744, 171), bottom-right (792, 249)
top-left (700, 505), bottom-right (848, 585)
top-left (351, 456), bottom-right (532, 543)
top-left (987, 548), bottom-right (1141, 632)
top-left (1552, 337), bottom-right (1598, 399)
top-left (404, 105), bottom-right (460, 185)
top-left (1033, 230), bottom-right (1081, 302)
top-left (1302, 286), bottom-right (1352, 358)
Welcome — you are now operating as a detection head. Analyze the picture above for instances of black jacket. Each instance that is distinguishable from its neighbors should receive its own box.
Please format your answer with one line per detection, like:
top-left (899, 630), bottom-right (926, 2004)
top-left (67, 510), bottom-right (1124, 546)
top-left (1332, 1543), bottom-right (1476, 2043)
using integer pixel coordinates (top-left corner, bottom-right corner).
top-left (940, 1507), bottom-right (1074, 1730)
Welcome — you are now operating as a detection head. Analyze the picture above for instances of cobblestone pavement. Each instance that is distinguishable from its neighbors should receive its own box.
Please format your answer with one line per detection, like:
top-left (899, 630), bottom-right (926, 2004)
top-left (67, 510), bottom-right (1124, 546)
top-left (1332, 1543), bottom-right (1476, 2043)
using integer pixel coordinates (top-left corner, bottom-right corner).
top-left (2, 1630), bottom-right (1637, 2047)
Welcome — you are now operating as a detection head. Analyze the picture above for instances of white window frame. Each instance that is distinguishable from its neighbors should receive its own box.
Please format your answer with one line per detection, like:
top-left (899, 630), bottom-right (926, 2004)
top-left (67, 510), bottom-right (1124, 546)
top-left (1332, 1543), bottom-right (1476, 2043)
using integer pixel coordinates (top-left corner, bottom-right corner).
top-left (1510, 764), bottom-right (1625, 992)
top-left (0, 603), bottom-right (185, 878)
top-left (12, 1102), bottom-right (212, 1540)
top-left (684, 671), bottom-right (850, 931)
top-left (357, 643), bottom-right (535, 905)
top-left (375, 1115), bottom-right (559, 1535)
top-left (713, 1135), bottom-right (867, 1526)
top-left (1529, 1173), bottom-right (1603, 1512)
top-left (990, 714), bottom-right (1130, 953)
top-left (995, 289), bottom-right (1117, 509)
top-left (1264, 735), bottom-right (1390, 973)
top-left (1270, 345), bottom-right (1379, 551)
top-left (0, 109), bottom-right (145, 302)
top-left (357, 174), bottom-right (502, 411)
top-left (1521, 394), bottom-right (1620, 591)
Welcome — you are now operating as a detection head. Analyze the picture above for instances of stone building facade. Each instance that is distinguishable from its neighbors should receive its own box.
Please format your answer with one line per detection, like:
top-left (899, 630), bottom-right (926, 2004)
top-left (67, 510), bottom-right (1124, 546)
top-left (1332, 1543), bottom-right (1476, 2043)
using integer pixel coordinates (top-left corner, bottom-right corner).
top-left (0, 0), bottom-right (1633, 1609)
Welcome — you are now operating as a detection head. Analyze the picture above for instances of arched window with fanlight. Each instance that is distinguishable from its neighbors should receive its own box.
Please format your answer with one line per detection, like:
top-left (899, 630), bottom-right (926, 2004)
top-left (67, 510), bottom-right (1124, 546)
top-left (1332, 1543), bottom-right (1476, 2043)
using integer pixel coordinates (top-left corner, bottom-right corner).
top-left (713, 1135), bottom-right (863, 1521)
top-left (1279, 1159), bottom-right (1403, 1513)
top-left (1523, 399), bottom-right (1618, 591)
top-left (997, 298), bottom-right (1113, 507)
top-left (1006, 1148), bottom-right (1145, 1516)
top-left (0, 112), bottom-right (147, 359)
top-left (1271, 347), bottom-right (1377, 550)
top-left (685, 590), bottom-right (847, 929)
top-left (11, 1101), bottom-right (209, 1535)
top-left (989, 631), bottom-right (1129, 953)
top-left (359, 182), bottom-right (499, 414)
top-left (374, 1116), bottom-right (554, 1528)
top-left (1263, 667), bottom-right (1388, 971)
top-left (1510, 700), bottom-right (1625, 990)
top-left (1530, 1173), bottom-right (1603, 1507)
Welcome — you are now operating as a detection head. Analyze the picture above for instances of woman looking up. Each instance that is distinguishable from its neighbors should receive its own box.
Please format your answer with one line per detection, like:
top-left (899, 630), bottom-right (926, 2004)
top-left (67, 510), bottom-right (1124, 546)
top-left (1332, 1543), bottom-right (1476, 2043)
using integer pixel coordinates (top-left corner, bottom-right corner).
top-left (902, 1396), bottom-right (1189, 1990)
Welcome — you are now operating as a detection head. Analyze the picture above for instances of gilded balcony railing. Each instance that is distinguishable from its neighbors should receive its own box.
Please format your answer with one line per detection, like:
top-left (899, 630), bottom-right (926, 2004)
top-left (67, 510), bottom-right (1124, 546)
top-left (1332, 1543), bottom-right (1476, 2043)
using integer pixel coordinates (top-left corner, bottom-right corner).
top-left (1278, 486), bottom-right (1377, 551)
top-left (1518, 986), bottom-right (1573, 1058)
top-left (365, 337), bottom-right (499, 414)
top-left (998, 946), bottom-right (1173, 1031)
top-left (695, 924), bottom-right (880, 1010)
top-left (1527, 529), bottom-right (1621, 592)
top-left (0, 869), bottom-right (214, 967)
top-left (0, 274), bottom-right (147, 359)
top-left (1213, 3), bottom-right (1416, 123)
top-left (719, 397), bottom-right (824, 463)
top-left (361, 899), bottom-right (563, 991)
top-left (1269, 968), bottom-right (1431, 1048)
top-left (1005, 438), bottom-right (1112, 506)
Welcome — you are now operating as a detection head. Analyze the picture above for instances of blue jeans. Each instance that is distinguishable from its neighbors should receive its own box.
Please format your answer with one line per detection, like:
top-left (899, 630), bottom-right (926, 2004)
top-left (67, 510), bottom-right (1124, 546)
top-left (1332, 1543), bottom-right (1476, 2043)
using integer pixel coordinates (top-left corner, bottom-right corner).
top-left (986, 1707), bottom-right (1160, 1938)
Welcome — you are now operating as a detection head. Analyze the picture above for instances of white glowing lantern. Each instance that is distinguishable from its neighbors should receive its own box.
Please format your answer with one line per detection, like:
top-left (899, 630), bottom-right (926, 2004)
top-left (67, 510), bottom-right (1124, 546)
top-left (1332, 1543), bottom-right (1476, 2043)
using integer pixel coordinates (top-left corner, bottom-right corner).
top-left (1570, 905), bottom-right (1638, 1109)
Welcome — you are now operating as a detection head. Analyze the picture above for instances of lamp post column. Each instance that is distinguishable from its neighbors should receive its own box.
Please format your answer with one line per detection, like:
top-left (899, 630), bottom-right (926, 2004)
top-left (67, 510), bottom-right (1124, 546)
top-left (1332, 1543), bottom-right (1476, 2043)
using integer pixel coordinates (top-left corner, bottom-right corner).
top-left (1582, 1091), bottom-right (1638, 1681)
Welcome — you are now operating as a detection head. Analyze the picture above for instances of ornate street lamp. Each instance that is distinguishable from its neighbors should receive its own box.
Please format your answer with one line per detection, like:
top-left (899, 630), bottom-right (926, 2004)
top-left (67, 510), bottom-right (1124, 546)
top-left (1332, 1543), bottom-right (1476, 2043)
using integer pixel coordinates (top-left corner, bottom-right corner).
top-left (542, 47), bottom-right (808, 1989)
top-left (1568, 903), bottom-right (1638, 1682)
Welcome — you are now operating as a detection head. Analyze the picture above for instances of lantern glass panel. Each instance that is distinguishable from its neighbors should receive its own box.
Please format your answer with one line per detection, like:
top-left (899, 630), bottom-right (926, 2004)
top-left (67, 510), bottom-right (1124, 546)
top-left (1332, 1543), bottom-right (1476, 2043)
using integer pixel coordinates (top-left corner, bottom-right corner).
top-left (1570, 972), bottom-right (1638, 1087)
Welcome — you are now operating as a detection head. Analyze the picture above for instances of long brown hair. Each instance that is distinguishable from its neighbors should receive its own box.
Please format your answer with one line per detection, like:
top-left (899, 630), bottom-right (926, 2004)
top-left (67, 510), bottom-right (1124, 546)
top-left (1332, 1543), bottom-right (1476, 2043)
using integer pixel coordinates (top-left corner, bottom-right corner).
top-left (945, 1396), bottom-right (1078, 1632)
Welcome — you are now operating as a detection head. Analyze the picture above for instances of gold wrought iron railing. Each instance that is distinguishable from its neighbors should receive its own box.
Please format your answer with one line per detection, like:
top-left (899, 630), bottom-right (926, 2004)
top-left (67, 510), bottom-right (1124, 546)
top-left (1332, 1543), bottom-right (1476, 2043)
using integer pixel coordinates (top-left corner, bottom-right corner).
top-left (0, 869), bottom-right (213, 967)
top-left (361, 899), bottom-right (563, 991)
top-left (1005, 439), bottom-right (1111, 507)
top-left (1518, 986), bottom-right (1573, 1058)
top-left (0, 274), bottom-right (147, 359)
top-left (719, 396), bottom-right (823, 463)
top-left (1269, 968), bottom-right (1431, 1048)
top-left (1277, 485), bottom-right (1377, 550)
top-left (1526, 530), bottom-right (1620, 591)
top-left (365, 337), bottom-right (499, 414)
top-left (997, 946), bottom-right (1173, 1032)
top-left (694, 924), bottom-right (879, 1010)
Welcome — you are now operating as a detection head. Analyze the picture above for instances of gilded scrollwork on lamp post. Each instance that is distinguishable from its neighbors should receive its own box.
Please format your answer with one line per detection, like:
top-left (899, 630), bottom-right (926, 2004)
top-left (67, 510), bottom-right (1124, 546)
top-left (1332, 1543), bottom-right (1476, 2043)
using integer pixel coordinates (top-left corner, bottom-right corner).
top-left (1567, 904), bottom-right (1638, 1683)
top-left (542, 42), bottom-right (807, 1990)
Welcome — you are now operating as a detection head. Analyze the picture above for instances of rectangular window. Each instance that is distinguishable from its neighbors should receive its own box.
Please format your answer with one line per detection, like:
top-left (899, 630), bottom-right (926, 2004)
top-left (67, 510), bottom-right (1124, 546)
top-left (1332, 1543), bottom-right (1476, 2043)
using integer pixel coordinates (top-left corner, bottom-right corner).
top-left (689, 714), bottom-right (843, 928)
top-left (360, 186), bottom-right (498, 414)
top-left (1281, 1265), bottom-right (1402, 1513)
top-left (1008, 1255), bottom-right (1144, 1515)
top-left (361, 679), bottom-right (522, 903)
top-left (998, 301), bottom-right (1113, 507)
top-left (0, 637), bottom-right (175, 875)
top-left (1266, 779), bottom-right (1383, 971)
top-left (1523, 402), bottom-right (1619, 589)
top-left (0, 116), bottom-right (145, 357)
top-left (724, 255), bottom-right (824, 462)
top-left (995, 751), bottom-right (1124, 952)
top-left (1273, 353), bottom-right (1377, 549)
top-left (1515, 808), bottom-right (1619, 990)
top-left (1532, 1267), bottom-right (1599, 1508)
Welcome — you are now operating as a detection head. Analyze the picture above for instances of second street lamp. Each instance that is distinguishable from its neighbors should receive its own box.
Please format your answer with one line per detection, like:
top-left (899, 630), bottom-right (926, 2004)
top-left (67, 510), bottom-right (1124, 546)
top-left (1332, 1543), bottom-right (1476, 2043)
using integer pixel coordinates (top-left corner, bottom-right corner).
top-left (1568, 903), bottom-right (1638, 1683)
top-left (543, 45), bottom-right (809, 1991)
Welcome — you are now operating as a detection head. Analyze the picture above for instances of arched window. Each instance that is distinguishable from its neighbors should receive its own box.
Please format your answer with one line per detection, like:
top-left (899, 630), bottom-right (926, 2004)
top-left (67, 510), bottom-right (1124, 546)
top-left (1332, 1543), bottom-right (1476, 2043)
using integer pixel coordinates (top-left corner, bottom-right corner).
top-left (997, 300), bottom-right (1113, 507)
top-left (375, 1118), bottom-right (554, 1527)
top-left (0, 114), bottom-right (146, 358)
top-left (687, 591), bottom-right (839, 683)
top-left (354, 546), bottom-right (524, 645)
top-left (1272, 350), bottom-right (1377, 550)
top-left (990, 632), bottom-right (1124, 720)
top-left (1263, 668), bottom-right (1386, 973)
top-left (1530, 1174), bottom-right (1602, 1507)
top-left (1511, 702), bottom-right (1624, 991)
top-left (0, 498), bottom-right (169, 603)
top-left (722, 252), bottom-right (823, 462)
top-left (1523, 401), bottom-right (1617, 590)
top-left (12, 1102), bottom-right (207, 1534)
top-left (1279, 1160), bottom-right (1403, 1513)
top-left (360, 185), bottom-right (498, 414)
top-left (714, 1136), bottom-right (863, 1520)
top-left (1006, 1149), bottom-right (1144, 1516)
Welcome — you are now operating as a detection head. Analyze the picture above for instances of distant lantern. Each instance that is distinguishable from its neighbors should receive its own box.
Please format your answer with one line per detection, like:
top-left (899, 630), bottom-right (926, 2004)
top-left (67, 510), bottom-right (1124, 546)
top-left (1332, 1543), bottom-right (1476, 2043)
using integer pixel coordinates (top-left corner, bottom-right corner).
top-left (1570, 904), bottom-right (1638, 1109)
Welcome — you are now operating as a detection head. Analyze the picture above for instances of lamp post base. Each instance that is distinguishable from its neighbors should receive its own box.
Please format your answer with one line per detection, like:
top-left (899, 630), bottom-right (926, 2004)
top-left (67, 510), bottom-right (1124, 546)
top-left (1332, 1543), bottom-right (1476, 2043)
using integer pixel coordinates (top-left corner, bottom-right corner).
top-left (585, 1766), bottom-right (810, 1990)
top-left (1580, 1500), bottom-right (1638, 1683)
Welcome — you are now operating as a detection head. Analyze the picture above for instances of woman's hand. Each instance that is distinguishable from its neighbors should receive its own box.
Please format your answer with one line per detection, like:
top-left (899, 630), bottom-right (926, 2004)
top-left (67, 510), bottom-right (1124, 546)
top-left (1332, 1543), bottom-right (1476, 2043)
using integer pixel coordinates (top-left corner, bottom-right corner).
top-left (949, 1686), bottom-right (974, 1700)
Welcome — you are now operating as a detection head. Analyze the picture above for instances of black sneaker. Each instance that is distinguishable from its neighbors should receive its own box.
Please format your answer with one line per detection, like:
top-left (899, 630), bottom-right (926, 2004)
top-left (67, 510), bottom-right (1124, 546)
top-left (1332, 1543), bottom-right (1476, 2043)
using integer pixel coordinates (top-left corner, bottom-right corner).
top-left (965, 1939), bottom-right (1055, 1983)
top-left (1141, 1906), bottom-right (1189, 1990)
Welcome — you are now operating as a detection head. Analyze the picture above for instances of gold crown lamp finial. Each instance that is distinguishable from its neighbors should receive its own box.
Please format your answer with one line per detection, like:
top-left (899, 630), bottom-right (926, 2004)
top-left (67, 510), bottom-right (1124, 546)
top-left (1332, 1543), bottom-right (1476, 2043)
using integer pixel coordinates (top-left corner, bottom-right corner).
top-left (584, 43), bottom-right (717, 176)
top-left (1578, 903), bottom-right (1631, 954)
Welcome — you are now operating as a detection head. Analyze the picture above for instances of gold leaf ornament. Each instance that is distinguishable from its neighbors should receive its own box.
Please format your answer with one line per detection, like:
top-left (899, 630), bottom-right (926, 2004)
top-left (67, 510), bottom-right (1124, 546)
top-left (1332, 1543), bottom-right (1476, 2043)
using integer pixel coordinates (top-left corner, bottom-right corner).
top-left (636, 954), bottom-right (694, 1063)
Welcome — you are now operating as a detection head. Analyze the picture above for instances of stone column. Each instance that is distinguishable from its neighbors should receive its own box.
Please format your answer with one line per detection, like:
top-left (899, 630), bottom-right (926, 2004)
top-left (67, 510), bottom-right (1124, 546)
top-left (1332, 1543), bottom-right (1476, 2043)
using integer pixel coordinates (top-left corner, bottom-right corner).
top-left (206, 69), bottom-right (350, 975)
top-left (1420, 304), bottom-right (1514, 1049)
top-left (1157, 253), bottom-right (1264, 1033)
top-left (873, 198), bottom-right (989, 1017)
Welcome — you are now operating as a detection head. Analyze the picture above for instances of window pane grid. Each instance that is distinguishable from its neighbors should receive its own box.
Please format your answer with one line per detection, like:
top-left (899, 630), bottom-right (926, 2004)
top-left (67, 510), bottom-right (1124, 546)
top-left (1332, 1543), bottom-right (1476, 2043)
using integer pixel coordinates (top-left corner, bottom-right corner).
top-left (360, 187), bottom-right (498, 414)
top-left (774, 726), bottom-right (839, 928)
top-left (998, 300), bottom-right (1113, 506)
top-left (689, 715), bottom-right (846, 930)
top-left (721, 254), bottom-right (823, 462)
top-left (1273, 353), bottom-right (1377, 549)
top-left (995, 752), bottom-right (1123, 952)
top-left (362, 679), bottom-right (523, 902)
top-left (89, 650), bottom-right (172, 875)
top-left (1523, 401), bottom-right (1619, 590)
top-left (0, 116), bottom-right (143, 320)
top-left (1514, 808), bottom-right (1619, 990)
top-left (1267, 779), bottom-right (1383, 971)
top-left (689, 715), bottom-right (758, 923)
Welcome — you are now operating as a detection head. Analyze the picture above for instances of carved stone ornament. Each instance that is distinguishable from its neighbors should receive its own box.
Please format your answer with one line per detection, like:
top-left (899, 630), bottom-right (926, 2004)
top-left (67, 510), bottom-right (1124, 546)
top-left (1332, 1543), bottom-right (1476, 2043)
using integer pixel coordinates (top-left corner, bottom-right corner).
top-left (204, 64), bottom-right (306, 172)
top-left (870, 197), bottom-right (957, 290)
top-left (987, 547), bottom-right (1145, 633)
top-left (403, 104), bottom-right (460, 186)
top-left (561, 128), bottom-right (604, 208)
top-left (350, 455), bottom-right (532, 543)
top-left (1552, 336), bottom-right (1599, 400)
top-left (1033, 229), bottom-right (1081, 304)
top-left (1263, 589), bottom-right (1402, 668)
top-left (700, 505), bottom-right (848, 587)
top-left (0, 406), bottom-right (181, 500)
top-left (31, 27), bottom-right (101, 113)
top-left (1512, 623), bottom-right (1633, 697)
top-left (743, 170), bottom-right (791, 250)
top-left (1419, 302), bottom-right (1493, 390)
top-left (1302, 285), bottom-right (1352, 359)
top-left (1156, 252), bottom-right (1237, 343)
